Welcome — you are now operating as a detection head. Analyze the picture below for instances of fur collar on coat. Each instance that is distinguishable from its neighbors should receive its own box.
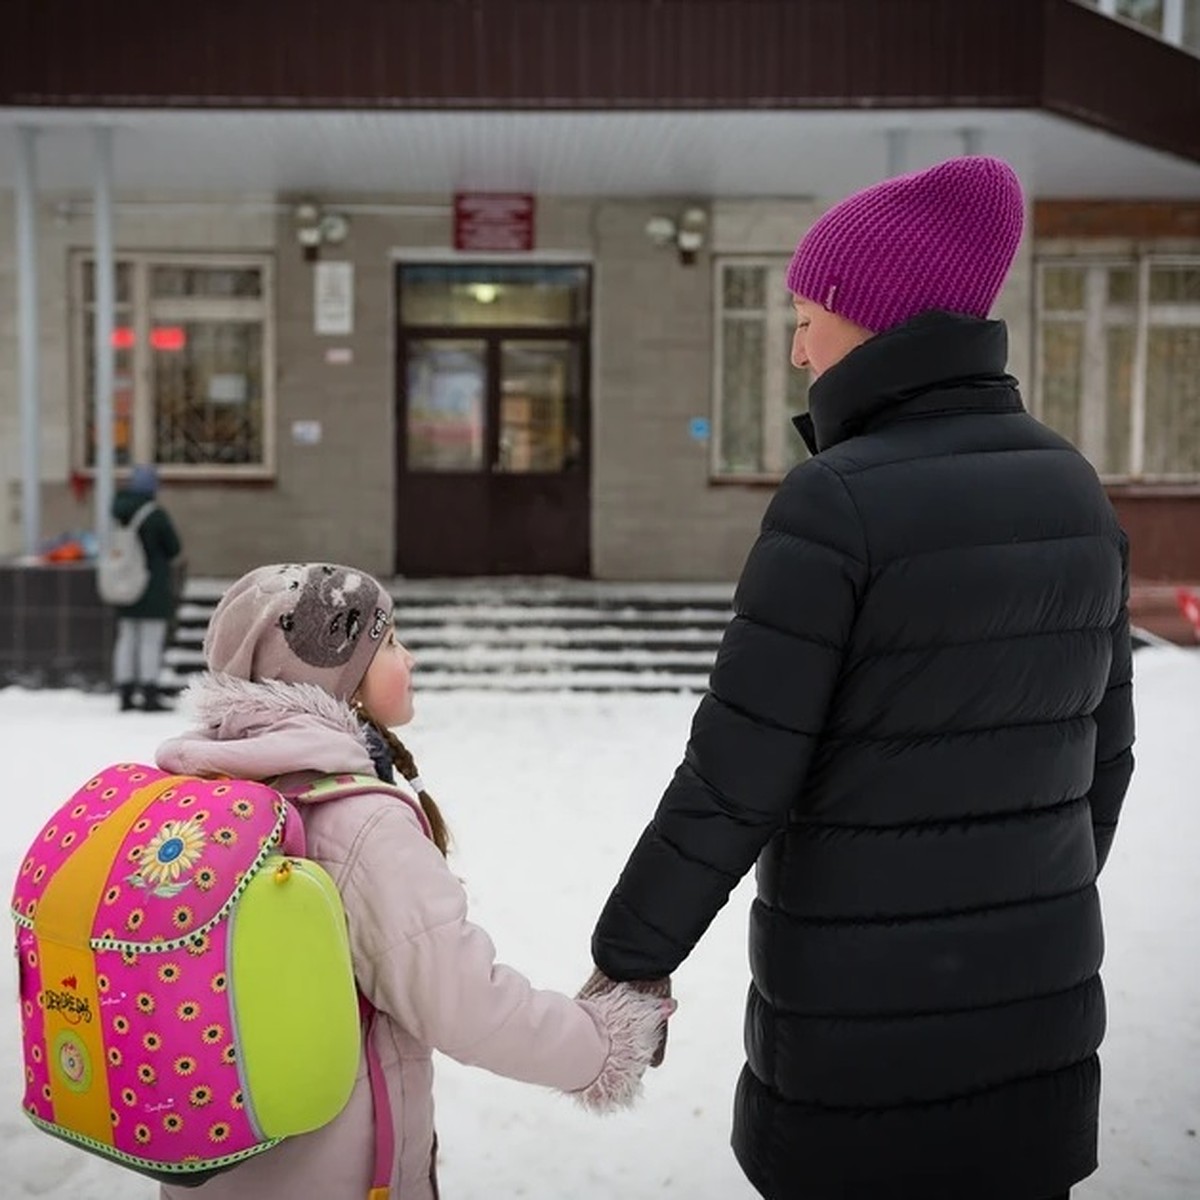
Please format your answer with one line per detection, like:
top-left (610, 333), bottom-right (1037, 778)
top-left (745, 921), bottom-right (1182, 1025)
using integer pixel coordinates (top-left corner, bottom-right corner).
top-left (155, 672), bottom-right (378, 783)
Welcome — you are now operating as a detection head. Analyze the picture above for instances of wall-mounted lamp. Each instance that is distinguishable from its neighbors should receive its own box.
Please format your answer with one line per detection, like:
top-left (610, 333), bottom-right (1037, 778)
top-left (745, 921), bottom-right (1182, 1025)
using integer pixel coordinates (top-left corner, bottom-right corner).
top-left (643, 205), bottom-right (708, 266)
top-left (293, 201), bottom-right (350, 263)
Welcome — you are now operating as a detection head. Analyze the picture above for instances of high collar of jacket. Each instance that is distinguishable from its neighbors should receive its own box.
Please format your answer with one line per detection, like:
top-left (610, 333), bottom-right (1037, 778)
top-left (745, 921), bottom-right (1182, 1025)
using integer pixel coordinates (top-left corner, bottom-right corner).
top-left (155, 672), bottom-right (377, 794)
top-left (792, 311), bottom-right (1023, 455)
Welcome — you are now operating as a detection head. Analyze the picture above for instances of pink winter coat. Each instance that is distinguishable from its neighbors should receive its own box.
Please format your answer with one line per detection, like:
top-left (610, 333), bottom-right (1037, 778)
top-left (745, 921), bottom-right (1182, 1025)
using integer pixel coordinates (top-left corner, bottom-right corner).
top-left (155, 674), bottom-right (662, 1200)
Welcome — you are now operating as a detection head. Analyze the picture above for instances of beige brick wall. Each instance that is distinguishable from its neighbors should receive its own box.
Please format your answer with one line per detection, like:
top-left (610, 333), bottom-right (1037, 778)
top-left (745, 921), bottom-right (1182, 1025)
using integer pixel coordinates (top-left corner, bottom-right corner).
top-left (591, 199), bottom-right (766, 580)
top-left (0, 188), bottom-right (1035, 582)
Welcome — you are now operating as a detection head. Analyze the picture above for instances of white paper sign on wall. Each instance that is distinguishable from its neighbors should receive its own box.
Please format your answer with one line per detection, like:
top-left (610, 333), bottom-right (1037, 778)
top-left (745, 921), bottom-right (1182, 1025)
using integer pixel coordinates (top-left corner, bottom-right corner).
top-left (291, 420), bottom-right (323, 445)
top-left (314, 262), bottom-right (354, 335)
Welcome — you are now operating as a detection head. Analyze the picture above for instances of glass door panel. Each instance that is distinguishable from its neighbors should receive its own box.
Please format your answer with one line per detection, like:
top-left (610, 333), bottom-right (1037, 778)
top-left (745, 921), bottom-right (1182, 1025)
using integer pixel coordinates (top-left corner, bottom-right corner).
top-left (497, 341), bottom-right (581, 473)
top-left (406, 340), bottom-right (486, 471)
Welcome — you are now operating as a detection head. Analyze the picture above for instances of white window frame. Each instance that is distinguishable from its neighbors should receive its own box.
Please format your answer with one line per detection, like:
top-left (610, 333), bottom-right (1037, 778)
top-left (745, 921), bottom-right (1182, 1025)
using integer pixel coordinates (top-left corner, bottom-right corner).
top-left (712, 257), bottom-right (805, 482)
top-left (71, 250), bottom-right (277, 479)
top-left (1033, 253), bottom-right (1200, 484)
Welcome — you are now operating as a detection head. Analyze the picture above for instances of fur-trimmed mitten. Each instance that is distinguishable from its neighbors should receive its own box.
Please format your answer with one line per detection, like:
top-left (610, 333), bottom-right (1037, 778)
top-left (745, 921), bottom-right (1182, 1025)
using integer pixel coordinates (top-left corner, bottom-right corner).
top-left (578, 967), bottom-right (673, 1066)
top-left (571, 976), bottom-right (675, 1114)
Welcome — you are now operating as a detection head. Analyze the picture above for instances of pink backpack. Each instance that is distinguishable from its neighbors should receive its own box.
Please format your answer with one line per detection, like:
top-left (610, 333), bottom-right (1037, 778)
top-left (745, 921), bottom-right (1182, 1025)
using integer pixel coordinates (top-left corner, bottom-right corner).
top-left (11, 763), bottom-right (400, 1194)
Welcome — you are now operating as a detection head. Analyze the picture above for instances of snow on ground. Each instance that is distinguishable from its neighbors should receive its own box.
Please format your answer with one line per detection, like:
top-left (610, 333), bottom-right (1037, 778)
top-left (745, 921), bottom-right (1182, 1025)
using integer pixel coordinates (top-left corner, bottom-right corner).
top-left (1, 648), bottom-right (1198, 1198)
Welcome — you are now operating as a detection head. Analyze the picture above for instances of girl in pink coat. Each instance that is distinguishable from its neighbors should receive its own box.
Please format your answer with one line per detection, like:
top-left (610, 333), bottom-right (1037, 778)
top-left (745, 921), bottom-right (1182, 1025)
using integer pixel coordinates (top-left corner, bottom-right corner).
top-left (154, 563), bottom-right (672, 1200)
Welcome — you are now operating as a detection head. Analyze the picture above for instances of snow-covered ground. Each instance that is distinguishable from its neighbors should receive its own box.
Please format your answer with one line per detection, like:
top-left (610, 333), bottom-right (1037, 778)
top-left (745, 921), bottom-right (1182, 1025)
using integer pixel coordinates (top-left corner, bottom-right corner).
top-left (2, 647), bottom-right (1198, 1198)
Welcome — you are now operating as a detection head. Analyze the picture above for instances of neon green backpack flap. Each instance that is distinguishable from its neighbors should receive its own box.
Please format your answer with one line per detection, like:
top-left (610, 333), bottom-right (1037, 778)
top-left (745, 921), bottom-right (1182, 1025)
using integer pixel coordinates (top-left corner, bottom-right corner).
top-left (231, 854), bottom-right (360, 1138)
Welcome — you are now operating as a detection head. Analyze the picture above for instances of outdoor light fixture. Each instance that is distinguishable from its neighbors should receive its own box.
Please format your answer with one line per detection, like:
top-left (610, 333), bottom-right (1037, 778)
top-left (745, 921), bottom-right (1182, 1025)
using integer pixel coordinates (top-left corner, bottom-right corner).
top-left (319, 211), bottom-right (350, 245)
top-left (467, 282), bottom-right (500, 304)
top-left (644, 215), bottom-right (677, 247)
top-left (676, 206), bottom-right (707, 265)
top-left (292, 200), bottom-right (350, 262)
top-left (644, 205), bottom-right (708, 266)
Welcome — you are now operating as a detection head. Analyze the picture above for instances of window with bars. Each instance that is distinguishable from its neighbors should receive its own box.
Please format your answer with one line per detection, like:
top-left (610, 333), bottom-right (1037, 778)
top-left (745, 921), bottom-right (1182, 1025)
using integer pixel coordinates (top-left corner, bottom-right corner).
top-left (1035, 257), bottom-right (1200, 481)
top-left (713, 259), bottom-right (811, 479)
top-left (73, 253), bottom-right (275, 475)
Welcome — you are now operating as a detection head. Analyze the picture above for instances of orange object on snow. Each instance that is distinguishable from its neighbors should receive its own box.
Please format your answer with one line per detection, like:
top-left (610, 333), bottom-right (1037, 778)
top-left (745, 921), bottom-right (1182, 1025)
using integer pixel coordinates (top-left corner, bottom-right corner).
top-left (43, 540), bottom-right (85, 562)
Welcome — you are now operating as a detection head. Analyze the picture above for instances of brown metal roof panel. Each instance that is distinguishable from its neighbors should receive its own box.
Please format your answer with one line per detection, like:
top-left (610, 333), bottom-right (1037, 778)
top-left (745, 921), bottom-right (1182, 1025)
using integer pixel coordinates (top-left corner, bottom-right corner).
top-left (2, 0), bottom-right (1044, 108)
top-left (0, 0), bottom-right (1194, 169)
top-left (1043, 0), bottom-right (1200, 163)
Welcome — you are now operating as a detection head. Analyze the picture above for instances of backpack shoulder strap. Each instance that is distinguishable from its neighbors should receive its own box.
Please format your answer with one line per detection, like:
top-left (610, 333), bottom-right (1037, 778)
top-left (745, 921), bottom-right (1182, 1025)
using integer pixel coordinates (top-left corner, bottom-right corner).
top-left (292, 773), bottom-right (404, 802)
top-left (128, 500), bottom-right (158, 532)
top-left (292, 773), bottom-right (431, 839)
top-left (360, 996), bottom-right (395, 1200)
top-left (287, 773), bottom-right (402, 1199)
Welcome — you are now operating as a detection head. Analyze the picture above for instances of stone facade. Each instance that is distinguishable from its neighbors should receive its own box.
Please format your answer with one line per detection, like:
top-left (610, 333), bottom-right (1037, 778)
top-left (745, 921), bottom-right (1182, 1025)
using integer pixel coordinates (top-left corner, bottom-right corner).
top-left (0, 187), bottom-right (1037, 582)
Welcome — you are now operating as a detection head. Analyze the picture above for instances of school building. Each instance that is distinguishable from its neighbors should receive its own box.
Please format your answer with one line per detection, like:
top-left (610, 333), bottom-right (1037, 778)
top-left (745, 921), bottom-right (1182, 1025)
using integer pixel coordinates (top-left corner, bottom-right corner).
top-left (1, 1), bottom-right (1199, 614)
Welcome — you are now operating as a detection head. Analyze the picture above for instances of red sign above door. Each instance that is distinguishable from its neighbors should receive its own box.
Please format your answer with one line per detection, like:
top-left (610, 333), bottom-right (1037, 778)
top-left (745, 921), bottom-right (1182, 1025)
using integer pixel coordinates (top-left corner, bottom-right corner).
top-left (453, 193), bottom-right (536, 252)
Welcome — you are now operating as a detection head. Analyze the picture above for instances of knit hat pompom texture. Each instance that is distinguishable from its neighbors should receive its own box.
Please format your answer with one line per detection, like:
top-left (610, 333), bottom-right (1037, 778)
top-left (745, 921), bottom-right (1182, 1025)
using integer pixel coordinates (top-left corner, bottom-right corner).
top-left (786, 156), bottom-right (1025, 334)
top-left (204, 563), bottom-right (394, 701)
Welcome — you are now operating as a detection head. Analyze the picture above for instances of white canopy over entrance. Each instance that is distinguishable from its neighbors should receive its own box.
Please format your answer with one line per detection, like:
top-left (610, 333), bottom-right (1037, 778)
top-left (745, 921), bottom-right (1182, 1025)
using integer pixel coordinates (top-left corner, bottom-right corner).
top-left (2, 105), bottom-right (1200, 198)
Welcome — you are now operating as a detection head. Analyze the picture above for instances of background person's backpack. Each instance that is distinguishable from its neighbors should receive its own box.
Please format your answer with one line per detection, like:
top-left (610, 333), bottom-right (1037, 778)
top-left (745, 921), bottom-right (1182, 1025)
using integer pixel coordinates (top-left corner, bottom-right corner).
top-left (96, 502), bottom-right (155, 606)
top-left (10, 763), bottom-right (381, 1187)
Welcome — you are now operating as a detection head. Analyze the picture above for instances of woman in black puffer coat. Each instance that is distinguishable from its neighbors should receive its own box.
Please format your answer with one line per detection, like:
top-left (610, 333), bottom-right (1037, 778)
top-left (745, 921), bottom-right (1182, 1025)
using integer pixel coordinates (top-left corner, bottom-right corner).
top-left (589, 158), bottom-right (1134, 1200)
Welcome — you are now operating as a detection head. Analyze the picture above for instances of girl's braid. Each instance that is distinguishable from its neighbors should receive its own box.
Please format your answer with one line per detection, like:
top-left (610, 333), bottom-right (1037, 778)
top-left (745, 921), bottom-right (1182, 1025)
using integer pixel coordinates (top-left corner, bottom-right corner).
top-left (365, 716), bottom-right (450, 857)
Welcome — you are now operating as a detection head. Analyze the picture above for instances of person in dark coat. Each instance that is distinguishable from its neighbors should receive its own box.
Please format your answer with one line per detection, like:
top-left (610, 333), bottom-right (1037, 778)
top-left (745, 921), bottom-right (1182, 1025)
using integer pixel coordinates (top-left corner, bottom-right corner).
top-left (587, 157), bottom-right (1135, 1200)
top-left (110, 463), bottom-right (183, 711)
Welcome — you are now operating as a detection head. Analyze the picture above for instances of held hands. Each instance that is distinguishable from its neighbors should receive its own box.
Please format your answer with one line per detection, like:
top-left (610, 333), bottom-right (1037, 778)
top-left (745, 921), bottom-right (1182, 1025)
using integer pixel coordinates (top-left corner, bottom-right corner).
top-left (577, 968), bottom-right (674, 1066)
top-left (571, 968), bottom-right (675, 1114)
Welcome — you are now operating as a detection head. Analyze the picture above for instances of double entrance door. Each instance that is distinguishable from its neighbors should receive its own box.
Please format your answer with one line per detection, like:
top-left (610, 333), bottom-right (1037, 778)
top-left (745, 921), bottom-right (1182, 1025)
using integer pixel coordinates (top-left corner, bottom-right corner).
top-left (395, 264), bottom-right (592, 576)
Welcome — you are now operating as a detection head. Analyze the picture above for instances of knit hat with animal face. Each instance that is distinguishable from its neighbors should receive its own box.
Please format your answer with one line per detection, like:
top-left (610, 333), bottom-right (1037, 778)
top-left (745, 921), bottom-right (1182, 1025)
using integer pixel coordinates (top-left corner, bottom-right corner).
top-left (204, 563), bottom-right (394, 701)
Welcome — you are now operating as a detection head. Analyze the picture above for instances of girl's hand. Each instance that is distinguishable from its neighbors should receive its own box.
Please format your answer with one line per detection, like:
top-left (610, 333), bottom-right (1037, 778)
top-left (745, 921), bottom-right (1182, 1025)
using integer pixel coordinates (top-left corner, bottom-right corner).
top-left (572, 972), bottom-right (676, 1114)
top-left (577, 968), bottom-right (673, 1067)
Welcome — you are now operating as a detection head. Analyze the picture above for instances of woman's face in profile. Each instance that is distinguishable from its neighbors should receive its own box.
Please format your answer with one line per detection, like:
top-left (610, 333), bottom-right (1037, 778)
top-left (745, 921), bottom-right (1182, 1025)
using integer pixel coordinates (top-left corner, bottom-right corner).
top-left (790, 296), bottom-right (872, 379)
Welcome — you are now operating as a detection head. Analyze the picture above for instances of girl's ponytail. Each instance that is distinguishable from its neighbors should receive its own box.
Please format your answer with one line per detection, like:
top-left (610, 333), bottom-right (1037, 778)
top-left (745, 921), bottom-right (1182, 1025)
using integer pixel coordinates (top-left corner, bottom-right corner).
top-left (360, 714), bottom-right (450, 857)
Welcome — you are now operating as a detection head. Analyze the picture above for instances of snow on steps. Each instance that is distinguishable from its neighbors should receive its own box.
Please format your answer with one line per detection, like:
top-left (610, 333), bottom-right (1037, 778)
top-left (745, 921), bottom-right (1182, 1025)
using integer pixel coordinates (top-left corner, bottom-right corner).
top-left (165, 578), bottom-right (735, 694)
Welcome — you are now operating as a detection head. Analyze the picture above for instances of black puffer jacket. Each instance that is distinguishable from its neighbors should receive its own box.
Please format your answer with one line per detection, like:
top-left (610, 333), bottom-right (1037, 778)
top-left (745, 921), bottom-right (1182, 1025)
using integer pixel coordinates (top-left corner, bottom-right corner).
top-left (592, 312), bottom-right (1135, 1200)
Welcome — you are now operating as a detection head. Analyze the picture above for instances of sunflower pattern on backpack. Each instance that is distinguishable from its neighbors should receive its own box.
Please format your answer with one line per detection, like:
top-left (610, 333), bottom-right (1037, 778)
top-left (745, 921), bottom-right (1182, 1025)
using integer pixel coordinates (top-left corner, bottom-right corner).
top-left (11, 763), bottom-right (361, 1185)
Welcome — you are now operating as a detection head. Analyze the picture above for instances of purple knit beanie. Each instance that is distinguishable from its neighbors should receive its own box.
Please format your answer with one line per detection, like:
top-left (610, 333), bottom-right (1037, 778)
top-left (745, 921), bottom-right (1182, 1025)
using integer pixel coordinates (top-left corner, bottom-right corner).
top-left (204, 563), bottom-right (394, 701)
top-left (786, 156), bottom-right (1025, 334)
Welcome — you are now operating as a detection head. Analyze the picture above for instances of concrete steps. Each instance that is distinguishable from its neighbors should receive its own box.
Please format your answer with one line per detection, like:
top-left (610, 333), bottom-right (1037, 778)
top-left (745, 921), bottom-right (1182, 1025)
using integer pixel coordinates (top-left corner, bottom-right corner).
top-left (165, 579), bottom-right (734, 694)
